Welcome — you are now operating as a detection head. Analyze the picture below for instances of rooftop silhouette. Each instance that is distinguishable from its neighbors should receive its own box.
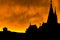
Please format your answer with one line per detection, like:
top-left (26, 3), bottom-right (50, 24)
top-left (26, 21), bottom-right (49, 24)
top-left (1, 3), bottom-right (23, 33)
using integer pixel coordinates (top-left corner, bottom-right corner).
top-left (26, 24), bottom-right (38, 34)
top-left (0, 0), bottom-right (60, 40)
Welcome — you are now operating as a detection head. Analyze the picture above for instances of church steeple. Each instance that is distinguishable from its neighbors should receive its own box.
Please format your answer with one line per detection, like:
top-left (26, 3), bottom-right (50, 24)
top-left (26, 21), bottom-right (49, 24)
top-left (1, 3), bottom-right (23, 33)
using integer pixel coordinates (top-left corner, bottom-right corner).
top-left (54, 8), bottom-right (57, 23)
top-left (49, 0), bottom-right (53, 13)
top-left (47, 0), bottom-right (57, 24)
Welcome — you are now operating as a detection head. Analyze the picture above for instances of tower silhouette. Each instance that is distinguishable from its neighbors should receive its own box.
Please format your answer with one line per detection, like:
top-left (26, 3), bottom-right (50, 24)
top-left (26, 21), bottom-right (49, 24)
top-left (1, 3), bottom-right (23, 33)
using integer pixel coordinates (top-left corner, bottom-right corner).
top-left (47, 0), bottom-right (57, 24)
top-left (38, 0), bottom-right (60, 32)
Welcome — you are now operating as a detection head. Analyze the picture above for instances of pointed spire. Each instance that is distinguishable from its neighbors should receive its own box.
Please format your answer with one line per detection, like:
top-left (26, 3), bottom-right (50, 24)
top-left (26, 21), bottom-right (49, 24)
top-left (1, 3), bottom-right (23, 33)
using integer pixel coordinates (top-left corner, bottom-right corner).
top-left (50, 0), bottom-right (52, 5)
top-left (47, 0), bottom-right (57, 24)
top-left (50, 0), bottom-right (53, 10)
top-left (55, 7), bottom-right (56, 14)
top-left (49, 0), bottom-right (53, 13)
top-left (54, 7), bottom-right (57, 22)
top-left (50, 0), bottom-right (52, 7)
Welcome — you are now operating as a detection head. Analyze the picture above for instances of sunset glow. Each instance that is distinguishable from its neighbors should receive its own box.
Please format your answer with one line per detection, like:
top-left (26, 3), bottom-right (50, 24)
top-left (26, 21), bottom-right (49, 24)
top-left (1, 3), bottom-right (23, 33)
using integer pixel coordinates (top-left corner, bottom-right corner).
top-left (0, 0), bottom-right (60, 33)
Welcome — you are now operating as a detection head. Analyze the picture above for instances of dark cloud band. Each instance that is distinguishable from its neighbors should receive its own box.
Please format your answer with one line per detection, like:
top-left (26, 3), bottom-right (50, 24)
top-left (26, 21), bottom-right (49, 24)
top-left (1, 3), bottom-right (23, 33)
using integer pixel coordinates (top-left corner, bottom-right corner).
top-left (0, 0), bottom-right (49, 7)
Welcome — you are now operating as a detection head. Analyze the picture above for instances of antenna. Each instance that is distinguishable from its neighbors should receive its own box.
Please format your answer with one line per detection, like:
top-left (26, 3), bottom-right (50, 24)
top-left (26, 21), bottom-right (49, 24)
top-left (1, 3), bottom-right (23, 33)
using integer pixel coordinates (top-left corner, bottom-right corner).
top-left (50, 0), bottom-right (52, 4)
top-left (50, 0), bottom-right (52, 7)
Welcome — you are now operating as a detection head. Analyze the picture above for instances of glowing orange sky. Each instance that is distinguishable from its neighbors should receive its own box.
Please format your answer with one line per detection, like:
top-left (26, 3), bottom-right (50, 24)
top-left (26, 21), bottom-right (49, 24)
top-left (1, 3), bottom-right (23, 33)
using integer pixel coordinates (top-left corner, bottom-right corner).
top-left (0, 0), bottom-right (60, 33)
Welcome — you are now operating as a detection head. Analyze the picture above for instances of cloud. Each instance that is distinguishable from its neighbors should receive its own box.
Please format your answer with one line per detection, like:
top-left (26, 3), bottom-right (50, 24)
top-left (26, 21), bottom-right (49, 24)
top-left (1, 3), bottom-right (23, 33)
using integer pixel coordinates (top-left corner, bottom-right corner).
top-left (0, 0), bottom-right (50, 32)
top-left (0, 12), bottom-right (43, 24)
top-left (57, 0), bottom-right (60, 10)
top-left (0, 0), bottom-right (50, 7)
top-left (16, 0), bottom-right (49, 7)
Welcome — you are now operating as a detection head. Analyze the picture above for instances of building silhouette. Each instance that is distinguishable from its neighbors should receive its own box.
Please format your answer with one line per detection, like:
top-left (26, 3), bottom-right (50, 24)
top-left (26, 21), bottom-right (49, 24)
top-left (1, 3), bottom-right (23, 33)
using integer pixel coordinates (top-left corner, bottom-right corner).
top-left (26, 0), bottom-right (60, 33)
top-left (0, 0), bottom-right (60, 40)
top-left (39, 0), bottom-right (60, 32)
top-left (26, 24), bottom-right (38, 34)
top-left (3, 27), bottom-right (8, 32)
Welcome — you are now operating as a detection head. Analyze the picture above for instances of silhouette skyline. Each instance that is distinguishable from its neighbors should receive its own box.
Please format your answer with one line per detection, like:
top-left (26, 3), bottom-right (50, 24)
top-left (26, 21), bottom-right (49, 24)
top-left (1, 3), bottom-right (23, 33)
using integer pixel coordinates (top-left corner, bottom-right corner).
top-left (38, 0), bottom-right (60, 32)
top-left (0, 0), bottom-right (60, 33)
top-left (0, 0), bottom-right (60, 40)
